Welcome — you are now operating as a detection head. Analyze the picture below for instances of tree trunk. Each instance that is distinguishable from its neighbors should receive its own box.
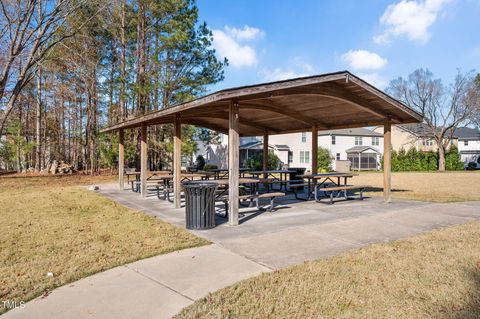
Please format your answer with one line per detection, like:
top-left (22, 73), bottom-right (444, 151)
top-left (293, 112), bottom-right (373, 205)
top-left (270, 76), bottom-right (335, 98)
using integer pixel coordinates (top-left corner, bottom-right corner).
top-left (120, 0), bottom-right (127, 120)
top-left (438, 145), bottom-right (446, 171)
top-left (35, 69), bottom-right (42, 171)
top-left (135, 0), bottom-right (147, 115)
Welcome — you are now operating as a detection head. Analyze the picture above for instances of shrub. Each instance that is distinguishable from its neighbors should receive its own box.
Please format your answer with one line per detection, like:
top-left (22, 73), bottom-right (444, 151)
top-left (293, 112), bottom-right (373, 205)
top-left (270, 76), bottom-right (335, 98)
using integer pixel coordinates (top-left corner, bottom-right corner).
top-left (445, 145), bottom-right (464, 171)
top-left (203, 164), bottom-right (218, 171)
top-left (466, 162), bottom-right (477, 170)
top-left (194, 155), bottom-right (206, 170)
top-left (244, 152), bottom-right (281, 170)
top-left (317, 147), bottom-right (333, 172)
top-left (383, 146), bottom-right (463, 171)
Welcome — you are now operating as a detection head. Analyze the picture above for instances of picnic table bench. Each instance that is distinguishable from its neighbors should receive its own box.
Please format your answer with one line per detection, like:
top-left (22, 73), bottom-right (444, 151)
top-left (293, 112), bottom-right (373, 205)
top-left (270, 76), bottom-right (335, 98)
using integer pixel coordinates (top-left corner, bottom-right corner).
top-left (220, 191), bottom-right (286, 217)
top-left (295, 172), bottom-right (359, 200)
top-left (315, 184), bottom-right (370, 204)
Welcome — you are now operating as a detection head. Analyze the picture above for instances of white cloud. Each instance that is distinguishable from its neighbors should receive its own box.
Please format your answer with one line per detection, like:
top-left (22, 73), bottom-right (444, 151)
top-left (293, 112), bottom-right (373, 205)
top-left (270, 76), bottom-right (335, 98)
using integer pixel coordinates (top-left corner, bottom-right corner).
top-left (259, 59), bottom-right (316, 82)
top-left (374, 0), bottom-right (452, 44)
top-left (357, 73), bottom-right (388, 89)
top-left (260, 68), bottom-right (309, 82)
top-left (224, 25), bottom-right (265, 41)
top-left (212, 25), bottom-right (265, 68)
top-left (342, 50), bottom-right (388, 70)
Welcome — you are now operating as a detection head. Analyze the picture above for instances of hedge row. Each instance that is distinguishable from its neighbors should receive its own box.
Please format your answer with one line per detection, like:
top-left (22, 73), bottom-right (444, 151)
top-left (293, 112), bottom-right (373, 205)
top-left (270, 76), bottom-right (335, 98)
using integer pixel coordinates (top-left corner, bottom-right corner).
top-left (386, 146), bottom-right (464, 171)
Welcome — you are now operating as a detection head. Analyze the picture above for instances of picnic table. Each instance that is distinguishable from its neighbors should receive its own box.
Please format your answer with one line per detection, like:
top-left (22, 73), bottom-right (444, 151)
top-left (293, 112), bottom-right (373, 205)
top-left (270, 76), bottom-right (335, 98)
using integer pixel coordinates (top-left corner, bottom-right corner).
top-left (125, 170), bottom-right (171, 183)
top-left (207, 168), bottom-right (250, 179)
top-left (296, 172), bottom-right (359, 200)
top-left (187, 178), bottom-right (285, 216)
top-left (188, 177), bottom-right (260, 198)
top-left (247, 170), bottom-right (295, 190)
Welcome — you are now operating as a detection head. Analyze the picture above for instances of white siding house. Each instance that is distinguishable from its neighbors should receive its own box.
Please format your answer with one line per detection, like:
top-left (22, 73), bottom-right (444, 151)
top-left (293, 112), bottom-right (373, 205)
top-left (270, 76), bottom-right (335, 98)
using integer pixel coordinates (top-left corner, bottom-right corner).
top-left (317, 128), bottom-right (384, 171)
top-left (454, 127), bottom-right (480, 165)
top-left (195, 127), bottom-right (384, 171)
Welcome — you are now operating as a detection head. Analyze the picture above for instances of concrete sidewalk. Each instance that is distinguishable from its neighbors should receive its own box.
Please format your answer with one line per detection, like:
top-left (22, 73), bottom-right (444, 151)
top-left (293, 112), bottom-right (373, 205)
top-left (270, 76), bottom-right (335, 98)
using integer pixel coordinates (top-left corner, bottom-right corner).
top-left (3, 184), bottom-right (480, 318)
top-left (2, 245), bottom-right (269, 319)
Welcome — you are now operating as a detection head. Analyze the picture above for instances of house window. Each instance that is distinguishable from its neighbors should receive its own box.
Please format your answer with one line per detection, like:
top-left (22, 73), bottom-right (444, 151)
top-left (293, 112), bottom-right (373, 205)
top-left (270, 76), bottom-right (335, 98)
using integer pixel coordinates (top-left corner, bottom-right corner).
top-left (301, 132), bottom-right (307, 143)
top-left (464, 140), bottom-right (468, 146)
top-left (372, 137), bottom-right (379, 146)
top-left (336, 153), bottom-right (340, 160)
top-left (331, 135), bottom-right (336, 145)
top-left (355, 136), bottom-right (363, 146)
top-left (422, 139), bottom-right (433, 146)
top-left (288, 151), bottom-right (293, 163)
top-left (300, 151), bottom-right (310, 163)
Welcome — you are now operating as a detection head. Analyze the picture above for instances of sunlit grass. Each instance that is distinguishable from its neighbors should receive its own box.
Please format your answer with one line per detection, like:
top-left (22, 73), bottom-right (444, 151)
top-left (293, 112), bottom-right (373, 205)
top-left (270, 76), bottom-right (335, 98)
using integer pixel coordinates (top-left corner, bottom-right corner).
top-left (352, 171), bottom-right (480, 202)
top-left (176, 220), bottom-right (480, 319)
top-left (0, 175), bottom-right (209, 314)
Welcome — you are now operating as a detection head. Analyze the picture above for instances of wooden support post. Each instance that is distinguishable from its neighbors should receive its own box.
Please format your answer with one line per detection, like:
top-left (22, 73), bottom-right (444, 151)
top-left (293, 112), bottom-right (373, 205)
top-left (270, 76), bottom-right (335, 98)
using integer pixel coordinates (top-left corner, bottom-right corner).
top-left (228, 100), bottom-right (240, 226)
top-left (140, 124), bottom-right (147, 197)
top-left (262, 131), bottom-right (268, 175)
top-left (173, 115), bottom-right (182, 208)
top-left (118, 129), bottom-right (124, 190)
top-left (383, 119), bottom-right (392, 202)
top-left (311, 125), bottom-right (318, 174)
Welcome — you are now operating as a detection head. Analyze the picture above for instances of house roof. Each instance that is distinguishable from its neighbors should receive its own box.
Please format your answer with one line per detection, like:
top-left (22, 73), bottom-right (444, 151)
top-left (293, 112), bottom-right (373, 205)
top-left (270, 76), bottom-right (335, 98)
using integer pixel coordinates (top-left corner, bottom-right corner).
top-left (239, 141), bottom-right (262, 149)
top-left (239, 141), bottom-right (290, 151)
top-left (398, 123), bottom-right (434, 137)
top-left (453, 127), bottom-right (480, 140)
top-left (345, 146), bottom-right (381, 154)
top-left (318, 127), bottom-right (382, 137)
top-left (100, 71), bottom-right (422, 136)
top-left (275, 144), bottom-right (290, 151)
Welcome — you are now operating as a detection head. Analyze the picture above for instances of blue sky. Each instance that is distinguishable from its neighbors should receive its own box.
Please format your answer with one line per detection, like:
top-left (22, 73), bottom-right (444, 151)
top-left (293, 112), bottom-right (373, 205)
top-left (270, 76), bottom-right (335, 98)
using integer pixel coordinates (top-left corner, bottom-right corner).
top-left (197, 0), bottom-right (480, 91)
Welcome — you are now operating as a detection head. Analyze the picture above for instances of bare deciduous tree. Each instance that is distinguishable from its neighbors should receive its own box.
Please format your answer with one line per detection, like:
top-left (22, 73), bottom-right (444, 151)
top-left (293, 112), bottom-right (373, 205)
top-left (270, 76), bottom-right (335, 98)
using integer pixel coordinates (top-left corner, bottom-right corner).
top-left (0, 0), bottom-right (90, 136)
top-left (388, 69), bottom-right (478, 171)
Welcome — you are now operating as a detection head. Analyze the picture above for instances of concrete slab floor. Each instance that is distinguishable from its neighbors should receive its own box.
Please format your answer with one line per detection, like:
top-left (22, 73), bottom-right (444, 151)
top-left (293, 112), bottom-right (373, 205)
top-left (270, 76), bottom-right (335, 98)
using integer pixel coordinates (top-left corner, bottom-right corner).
top-left (98, 183), bottom-right (480, 269)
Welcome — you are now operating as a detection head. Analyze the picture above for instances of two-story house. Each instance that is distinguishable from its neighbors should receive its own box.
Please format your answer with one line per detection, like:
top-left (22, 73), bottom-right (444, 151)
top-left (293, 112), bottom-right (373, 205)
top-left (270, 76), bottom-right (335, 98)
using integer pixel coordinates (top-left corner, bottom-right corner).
top-left (317, 128), bottom-right (384, 171)
top-left (373, 123), bottom-right (458, 152)
top-left (263, 128), bottom-right (383, 171)
top-left (454, 127), bottom-right (480, 165)
top-left (196, 127), bottom-right (384, 171)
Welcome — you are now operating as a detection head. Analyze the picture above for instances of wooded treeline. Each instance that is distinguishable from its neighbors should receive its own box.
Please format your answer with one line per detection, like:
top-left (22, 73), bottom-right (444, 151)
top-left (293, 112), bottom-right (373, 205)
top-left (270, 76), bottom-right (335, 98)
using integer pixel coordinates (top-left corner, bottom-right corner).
top-left (0, 0), bottom-right (226, 173)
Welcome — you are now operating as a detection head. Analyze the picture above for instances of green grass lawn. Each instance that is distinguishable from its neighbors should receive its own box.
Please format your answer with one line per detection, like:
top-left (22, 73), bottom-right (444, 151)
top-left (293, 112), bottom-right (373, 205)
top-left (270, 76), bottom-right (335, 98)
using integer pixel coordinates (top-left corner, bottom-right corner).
top-left (0, 174), bottom-right (209, 314)
top-left (176, 220), bottom-right (480, 319)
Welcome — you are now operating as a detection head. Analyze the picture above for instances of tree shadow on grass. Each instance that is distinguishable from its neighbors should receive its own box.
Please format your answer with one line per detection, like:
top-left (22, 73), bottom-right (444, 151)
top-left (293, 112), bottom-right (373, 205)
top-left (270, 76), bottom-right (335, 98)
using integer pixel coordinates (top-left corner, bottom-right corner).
top-left (363, 186), bottom-right (411, 193)
top-left (443, 268), bottom-right (480, 319)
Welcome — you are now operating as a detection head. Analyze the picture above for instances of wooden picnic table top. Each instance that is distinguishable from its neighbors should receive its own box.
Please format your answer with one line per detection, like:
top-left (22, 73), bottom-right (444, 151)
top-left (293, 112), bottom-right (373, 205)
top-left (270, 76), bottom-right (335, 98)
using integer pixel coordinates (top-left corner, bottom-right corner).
top-left (125, 171), bottom-right (171, 176)
top-left (298, 172), bottom-right (359, 179)
top-left (248, 170), bottom-right (296, 174)
top-left (207, 168), bottom-right (250, 172)
top-left (187, 178), bottom-right (260, 185)
top-left (158, 173), bottom-right (210, 180)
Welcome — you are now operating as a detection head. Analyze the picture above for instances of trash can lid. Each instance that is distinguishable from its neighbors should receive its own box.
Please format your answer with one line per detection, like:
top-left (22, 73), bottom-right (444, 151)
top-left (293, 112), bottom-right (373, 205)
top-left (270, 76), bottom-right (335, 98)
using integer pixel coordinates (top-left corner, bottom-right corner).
top-left (182, 181), bottom-right (218, 188)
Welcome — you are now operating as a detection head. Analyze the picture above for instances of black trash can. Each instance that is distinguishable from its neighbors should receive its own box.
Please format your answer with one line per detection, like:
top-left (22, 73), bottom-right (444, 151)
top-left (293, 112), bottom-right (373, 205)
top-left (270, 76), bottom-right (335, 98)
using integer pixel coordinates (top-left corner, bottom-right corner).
top-left (183, 182), bottom-right (218, 230)
top-left (288, 167), bottom-right (307, 190)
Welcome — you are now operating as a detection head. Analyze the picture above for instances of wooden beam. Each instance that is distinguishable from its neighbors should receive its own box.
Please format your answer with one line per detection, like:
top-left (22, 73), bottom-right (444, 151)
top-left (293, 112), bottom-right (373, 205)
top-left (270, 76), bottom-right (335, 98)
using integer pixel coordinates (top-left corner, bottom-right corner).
top-left (263, 131), bottom-right (268, 178)
top-left (383, 119), bottom-right (392, 203)
top-left (240, 102), bottom-right (326, 128)
top-left (182, 119), bottom-right (229, 135)
top-left (311, 125), bottom-right (318, 174)
top-left (173, 115), bottom-right (182, 208)
top-left (228, 100), bottom-right (240, 226)
top-left (118, 129), bottom-right (124, 190)
top-left (181, 112), bottom-right (280, 134)
top-left (140, 124), bottom-right (147, 197)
